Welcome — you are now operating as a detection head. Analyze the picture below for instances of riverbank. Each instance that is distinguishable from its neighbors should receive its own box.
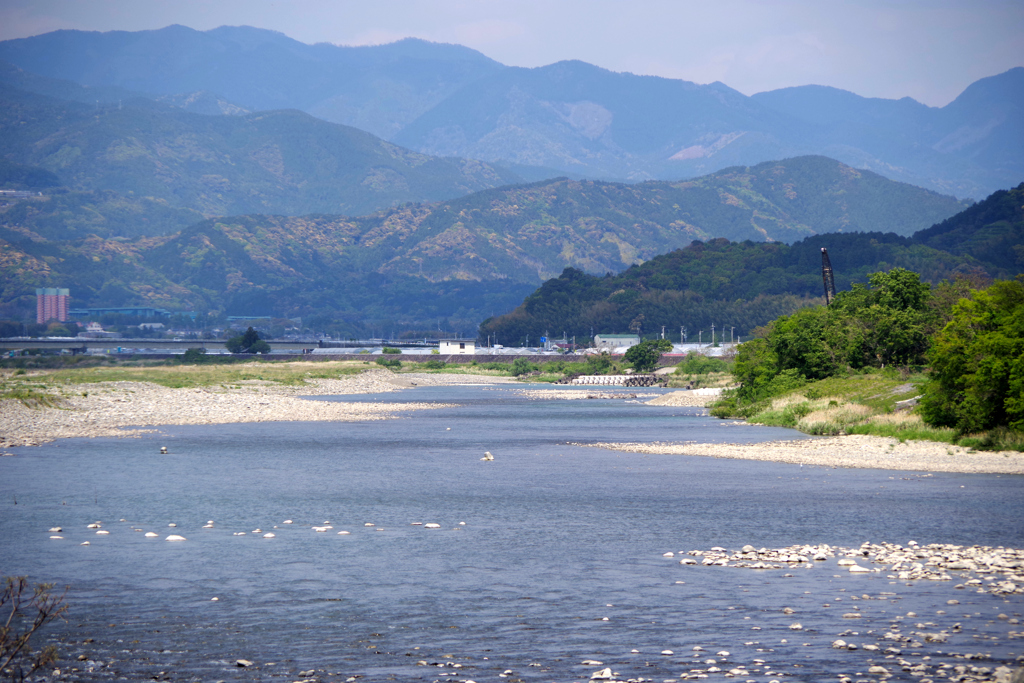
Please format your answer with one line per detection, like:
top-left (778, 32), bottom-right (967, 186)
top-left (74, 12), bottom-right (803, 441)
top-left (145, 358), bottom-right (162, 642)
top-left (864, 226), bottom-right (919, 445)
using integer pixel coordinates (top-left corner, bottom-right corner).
top-left (582, 434), bottom-right (1024, 474)
top-left (0, 369), bottom-right (510, 453)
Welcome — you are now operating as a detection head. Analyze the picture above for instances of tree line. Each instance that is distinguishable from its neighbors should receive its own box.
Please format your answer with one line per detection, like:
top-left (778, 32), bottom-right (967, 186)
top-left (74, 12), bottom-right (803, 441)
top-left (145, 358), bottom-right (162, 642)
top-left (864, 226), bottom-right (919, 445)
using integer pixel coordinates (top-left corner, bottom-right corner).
top-left (717, 268), bottom-right (1023, 436)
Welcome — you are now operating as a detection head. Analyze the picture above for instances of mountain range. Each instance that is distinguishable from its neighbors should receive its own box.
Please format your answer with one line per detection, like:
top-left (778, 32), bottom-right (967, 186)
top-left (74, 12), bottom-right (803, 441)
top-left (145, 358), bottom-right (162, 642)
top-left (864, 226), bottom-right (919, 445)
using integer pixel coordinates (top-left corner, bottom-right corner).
top-left (1, 24), bottom-right (1020, 198)
top-left (0, 157), bottom-right (986, 334)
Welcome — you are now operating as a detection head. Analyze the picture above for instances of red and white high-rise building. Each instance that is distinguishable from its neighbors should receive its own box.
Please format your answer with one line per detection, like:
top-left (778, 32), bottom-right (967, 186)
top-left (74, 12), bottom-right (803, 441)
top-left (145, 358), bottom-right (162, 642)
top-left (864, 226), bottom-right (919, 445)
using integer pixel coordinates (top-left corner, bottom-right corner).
top-left (36, 288), bottom-right (69, 324)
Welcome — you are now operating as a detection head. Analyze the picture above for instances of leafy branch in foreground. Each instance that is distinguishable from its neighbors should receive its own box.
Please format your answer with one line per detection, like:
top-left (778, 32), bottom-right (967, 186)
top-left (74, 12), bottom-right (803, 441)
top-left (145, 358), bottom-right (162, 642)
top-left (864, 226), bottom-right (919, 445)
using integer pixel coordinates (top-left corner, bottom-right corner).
top-left (1, 576), bottom-right (68, 682)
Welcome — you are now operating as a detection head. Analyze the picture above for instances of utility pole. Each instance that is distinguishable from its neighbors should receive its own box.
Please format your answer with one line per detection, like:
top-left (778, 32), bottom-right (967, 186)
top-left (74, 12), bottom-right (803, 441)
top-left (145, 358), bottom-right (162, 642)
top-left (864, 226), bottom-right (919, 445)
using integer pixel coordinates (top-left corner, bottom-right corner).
top-left (730, 327), bottom-right (735, 343)
top-left (711, 323), bottom-right (715, 345)
top-left (699, 330), bottom-right (702, 345)
top-left (661, 325), bottom-right (665, 340)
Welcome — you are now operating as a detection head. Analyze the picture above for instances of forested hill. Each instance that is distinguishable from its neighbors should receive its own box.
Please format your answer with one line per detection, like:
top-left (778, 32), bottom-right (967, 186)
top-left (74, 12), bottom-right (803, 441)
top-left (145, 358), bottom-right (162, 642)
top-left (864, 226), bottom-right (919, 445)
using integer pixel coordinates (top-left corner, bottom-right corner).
top-left (477, 183), bottom-right (1024, 345)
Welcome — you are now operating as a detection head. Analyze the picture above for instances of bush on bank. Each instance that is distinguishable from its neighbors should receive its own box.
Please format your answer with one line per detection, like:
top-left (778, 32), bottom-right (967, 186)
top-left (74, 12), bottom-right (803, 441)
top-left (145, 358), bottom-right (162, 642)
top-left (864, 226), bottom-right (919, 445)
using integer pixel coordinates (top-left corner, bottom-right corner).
top-left (710, 270), bottom-right (1024, 450)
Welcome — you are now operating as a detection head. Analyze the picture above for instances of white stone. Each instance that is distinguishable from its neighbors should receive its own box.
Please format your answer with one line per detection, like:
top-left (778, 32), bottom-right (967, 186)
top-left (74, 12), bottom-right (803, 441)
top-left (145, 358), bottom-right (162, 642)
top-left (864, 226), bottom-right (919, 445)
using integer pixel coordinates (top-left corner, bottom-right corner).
top-left (338, 531), bottom-right (351, 535)
top-left (96, 530), bottom-right (109, 535)
top-left (263, 532), bottom-right (275, 538)
top-left (166, 534), bottom-right (187, 541)
top-left (145, 532), bottom-right (158, 537)
top-left (49, 535), bottom-right (63, 539)
top-left (424, 523), bottom-right (441, 529)
top-left (49, 526), bottom-right (62, 532)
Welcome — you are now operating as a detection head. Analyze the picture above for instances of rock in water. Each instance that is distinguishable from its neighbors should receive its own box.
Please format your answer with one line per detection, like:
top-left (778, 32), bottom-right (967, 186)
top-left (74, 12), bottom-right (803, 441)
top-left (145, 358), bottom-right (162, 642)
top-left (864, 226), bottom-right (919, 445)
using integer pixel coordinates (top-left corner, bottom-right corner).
top-left (165, 534), bottom-right (187, 541)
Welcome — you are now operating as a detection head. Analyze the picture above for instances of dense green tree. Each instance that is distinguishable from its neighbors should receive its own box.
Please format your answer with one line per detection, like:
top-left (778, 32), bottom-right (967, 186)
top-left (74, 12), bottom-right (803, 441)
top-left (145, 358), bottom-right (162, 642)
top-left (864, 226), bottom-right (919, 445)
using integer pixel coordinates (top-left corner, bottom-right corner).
top-left (624, 339), bottom-right (672, 373)
top-left (225, 327), bottom-right (270, 354)
top-left (730, 267), bottom-right (939, 404)
top-left (920, 279), bottom-right (1024, 433)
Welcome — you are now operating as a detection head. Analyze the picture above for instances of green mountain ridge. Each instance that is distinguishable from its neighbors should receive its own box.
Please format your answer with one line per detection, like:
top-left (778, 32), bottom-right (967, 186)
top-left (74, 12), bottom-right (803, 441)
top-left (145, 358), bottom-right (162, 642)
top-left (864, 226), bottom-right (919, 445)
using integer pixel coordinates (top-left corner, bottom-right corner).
top-left (477, 183), bottom-right (1024, 344)
top-left (0, 157), bottom-right (988, 336)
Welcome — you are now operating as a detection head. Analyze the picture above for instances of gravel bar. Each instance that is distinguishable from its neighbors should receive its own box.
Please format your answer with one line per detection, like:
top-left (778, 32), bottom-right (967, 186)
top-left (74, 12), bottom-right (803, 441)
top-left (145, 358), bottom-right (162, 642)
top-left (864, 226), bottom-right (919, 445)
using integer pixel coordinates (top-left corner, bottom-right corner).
top-left (580, 436), bottom-right (1024, 474)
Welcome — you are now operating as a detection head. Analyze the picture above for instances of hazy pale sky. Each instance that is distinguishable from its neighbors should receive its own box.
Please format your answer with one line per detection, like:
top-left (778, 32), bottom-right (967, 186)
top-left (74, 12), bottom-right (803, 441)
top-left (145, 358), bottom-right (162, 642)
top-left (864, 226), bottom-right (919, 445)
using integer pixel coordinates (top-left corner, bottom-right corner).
top-left (1, 0), bottom-right (1021, 107)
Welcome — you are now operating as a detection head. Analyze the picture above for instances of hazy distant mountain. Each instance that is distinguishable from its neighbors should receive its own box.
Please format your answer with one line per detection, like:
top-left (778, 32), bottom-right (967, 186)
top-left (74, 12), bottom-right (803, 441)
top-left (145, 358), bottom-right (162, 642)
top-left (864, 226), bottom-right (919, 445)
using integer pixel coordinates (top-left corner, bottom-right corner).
top-left (0, 83), bottom-right (523, 221)
top-left (750, 68), bottom-right (1024, 199)
top-left (392, 60), bottom-right (800, 181)
top-left (0, 25), bottom-right (503, 139)
top-left (2, 25), bottom-right (1018, 199)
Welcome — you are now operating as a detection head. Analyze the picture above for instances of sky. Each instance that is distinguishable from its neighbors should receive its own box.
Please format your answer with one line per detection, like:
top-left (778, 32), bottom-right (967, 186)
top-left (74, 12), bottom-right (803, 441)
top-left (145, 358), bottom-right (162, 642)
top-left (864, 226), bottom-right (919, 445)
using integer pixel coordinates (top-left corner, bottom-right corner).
top-left (1, 0), bottom-right (1021, 107)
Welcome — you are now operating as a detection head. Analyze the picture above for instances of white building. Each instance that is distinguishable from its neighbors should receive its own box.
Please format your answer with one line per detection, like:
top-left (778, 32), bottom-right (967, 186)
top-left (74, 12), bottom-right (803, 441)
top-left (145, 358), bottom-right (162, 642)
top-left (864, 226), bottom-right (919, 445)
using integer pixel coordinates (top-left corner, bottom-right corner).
top-left (439, 339), bottom-right (476, 354)
top-left (593, 334), bottom-right (639, 352)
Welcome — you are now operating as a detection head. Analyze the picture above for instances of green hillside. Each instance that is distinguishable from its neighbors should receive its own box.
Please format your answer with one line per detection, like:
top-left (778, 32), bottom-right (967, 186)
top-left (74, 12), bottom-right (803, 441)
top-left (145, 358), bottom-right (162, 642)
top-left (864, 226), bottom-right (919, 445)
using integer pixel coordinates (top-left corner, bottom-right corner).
top-left (477, 184), bottom-right (1023, 345)
top-left (0, 158), bottom-right (994, 337)
top-left (912, 183), bottom-right (1024, 272)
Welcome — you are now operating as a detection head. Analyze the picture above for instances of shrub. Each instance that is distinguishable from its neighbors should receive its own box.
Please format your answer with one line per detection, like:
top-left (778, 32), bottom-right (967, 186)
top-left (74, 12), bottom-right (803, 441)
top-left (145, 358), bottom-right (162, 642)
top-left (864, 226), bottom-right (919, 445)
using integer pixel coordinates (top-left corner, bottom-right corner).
top-left (422, 360), bottom-right (446, 370)
top-left (375, 357), bottom-right (401, 369)
top-left (381, 346), bottom-right (402, 354)
top-left (181, 348), bottom-right (207, 364)
top-left (674, 353), bottom-right (728, 375)
top-left (511, 358), bottom-right (535, 376)
top-left (0, 576), bottom-right (68, 679)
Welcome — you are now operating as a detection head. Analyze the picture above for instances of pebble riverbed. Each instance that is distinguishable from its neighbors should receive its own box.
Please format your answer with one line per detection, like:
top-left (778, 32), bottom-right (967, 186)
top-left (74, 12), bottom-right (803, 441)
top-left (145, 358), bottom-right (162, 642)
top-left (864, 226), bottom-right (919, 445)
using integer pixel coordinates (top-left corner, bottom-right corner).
top-left (656, 542), bottom-right (1024, 682)
top-left (0, 369), bottom-right (517, 453)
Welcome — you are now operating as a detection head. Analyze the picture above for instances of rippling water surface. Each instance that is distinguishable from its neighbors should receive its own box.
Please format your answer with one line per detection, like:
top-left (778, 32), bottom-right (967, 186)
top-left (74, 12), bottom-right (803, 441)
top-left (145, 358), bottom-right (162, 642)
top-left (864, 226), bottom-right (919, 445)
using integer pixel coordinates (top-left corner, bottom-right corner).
top-left (2, 385), bottom-right (1023, 681)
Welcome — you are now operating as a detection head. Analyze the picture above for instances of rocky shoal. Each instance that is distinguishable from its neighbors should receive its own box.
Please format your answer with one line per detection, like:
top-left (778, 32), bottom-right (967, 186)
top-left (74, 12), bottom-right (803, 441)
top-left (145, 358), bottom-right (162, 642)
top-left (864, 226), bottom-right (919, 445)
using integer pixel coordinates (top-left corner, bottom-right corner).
top-left (668, 541), bottom-right (1024, 597)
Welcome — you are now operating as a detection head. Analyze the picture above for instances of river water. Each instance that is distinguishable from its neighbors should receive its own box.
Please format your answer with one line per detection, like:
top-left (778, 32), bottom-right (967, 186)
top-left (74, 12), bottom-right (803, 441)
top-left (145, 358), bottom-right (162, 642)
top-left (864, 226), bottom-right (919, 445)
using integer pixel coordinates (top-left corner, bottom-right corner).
top-left (1, 385), bottom-right (1022, 681)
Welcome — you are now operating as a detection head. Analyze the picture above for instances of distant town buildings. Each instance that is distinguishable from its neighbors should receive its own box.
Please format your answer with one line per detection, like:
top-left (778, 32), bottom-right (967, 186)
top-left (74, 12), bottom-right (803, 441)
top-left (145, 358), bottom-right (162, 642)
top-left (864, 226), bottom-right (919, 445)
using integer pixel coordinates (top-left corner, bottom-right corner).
top-left (36, 288), bottom-right (69, 324)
